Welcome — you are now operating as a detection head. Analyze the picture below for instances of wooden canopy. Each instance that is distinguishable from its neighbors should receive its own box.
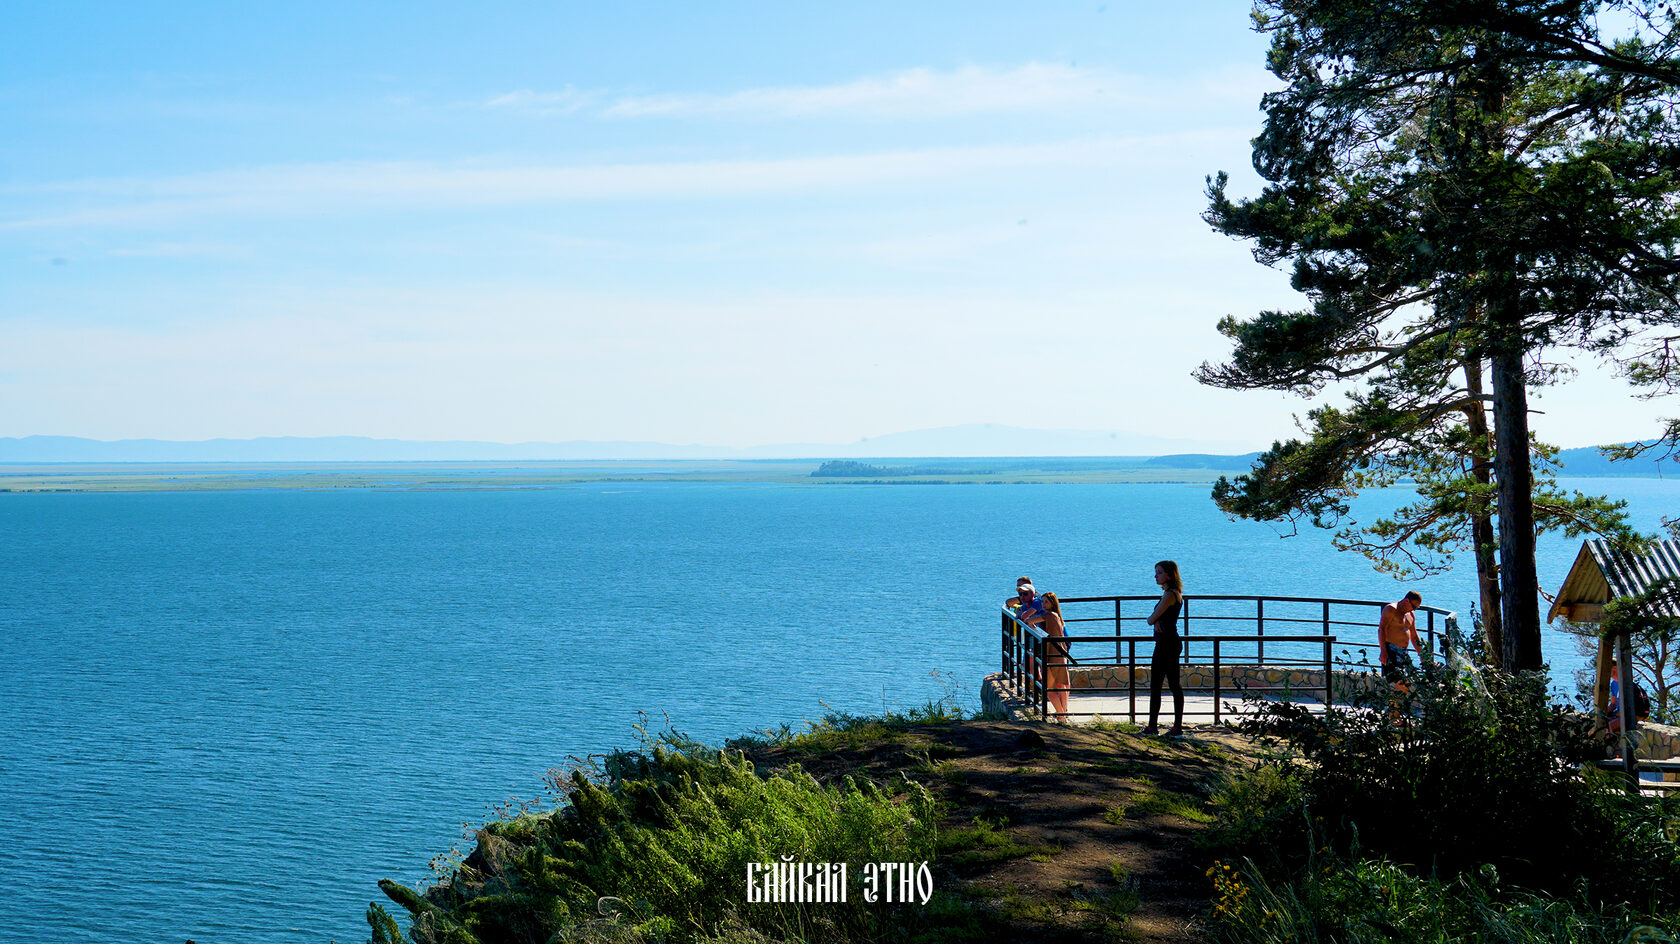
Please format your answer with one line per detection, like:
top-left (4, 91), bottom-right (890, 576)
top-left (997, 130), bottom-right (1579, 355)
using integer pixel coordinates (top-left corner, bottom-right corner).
top-left (1548, 538), bottom-right (1680, 625)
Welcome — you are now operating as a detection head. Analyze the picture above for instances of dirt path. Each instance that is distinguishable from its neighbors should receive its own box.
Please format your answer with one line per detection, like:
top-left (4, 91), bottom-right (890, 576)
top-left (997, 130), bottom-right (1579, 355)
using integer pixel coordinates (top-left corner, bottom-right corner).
top-left (744, 719), bottom-right (1260, 943)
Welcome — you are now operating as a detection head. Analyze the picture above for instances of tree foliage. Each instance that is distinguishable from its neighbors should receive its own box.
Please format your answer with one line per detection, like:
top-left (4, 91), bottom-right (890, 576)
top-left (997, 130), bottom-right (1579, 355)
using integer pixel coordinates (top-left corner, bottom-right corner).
top-left (1202, 0), bottom-right (1680, 668)
top-left (1212, 394), bottom-right (1634, 576)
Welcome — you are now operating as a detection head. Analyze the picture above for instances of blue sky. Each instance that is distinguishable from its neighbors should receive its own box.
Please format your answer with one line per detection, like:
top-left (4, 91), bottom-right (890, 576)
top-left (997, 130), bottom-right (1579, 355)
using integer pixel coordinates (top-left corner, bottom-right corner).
top-left (2, 2), bottom-right (1665, 449)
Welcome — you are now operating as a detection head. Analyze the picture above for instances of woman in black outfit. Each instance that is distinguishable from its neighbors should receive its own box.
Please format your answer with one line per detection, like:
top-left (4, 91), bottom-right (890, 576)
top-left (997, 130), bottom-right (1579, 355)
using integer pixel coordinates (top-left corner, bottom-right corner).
top-left (1142, 560), bottom-right (1184, 738)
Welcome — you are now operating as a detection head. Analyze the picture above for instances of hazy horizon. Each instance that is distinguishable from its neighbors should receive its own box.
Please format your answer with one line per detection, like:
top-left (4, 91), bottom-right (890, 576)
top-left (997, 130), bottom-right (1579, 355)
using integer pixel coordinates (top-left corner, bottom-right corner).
top-left (1, 424), bottom-right (1662, 463)
top-left (0, 424), bottom-right (1257, 461)
top-left (7, 2), bottom-right (1673, 452)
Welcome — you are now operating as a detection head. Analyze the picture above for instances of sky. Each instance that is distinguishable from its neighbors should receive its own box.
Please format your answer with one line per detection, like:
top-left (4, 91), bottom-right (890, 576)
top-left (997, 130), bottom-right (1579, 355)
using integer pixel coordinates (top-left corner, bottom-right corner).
top-left (2, 1), bottom-right (1671, 451)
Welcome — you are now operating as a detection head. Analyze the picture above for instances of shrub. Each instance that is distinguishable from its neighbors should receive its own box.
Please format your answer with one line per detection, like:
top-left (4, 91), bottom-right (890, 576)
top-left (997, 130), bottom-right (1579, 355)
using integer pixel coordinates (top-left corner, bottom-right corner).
top-left (1232, 665), bottom-right (1680, 905)
top-left (1204, 855), bottom-right (1680, 944)
top-left (373, 732), bottom-right (941, 944)
top-left (1202, 762), bottom-right (1308, 870)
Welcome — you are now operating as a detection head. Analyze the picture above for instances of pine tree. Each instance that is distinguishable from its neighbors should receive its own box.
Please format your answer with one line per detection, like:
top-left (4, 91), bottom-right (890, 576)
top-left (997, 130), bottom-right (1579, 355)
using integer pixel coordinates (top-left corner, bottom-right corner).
top-left (1203, 0), bottom-right (1680, 670)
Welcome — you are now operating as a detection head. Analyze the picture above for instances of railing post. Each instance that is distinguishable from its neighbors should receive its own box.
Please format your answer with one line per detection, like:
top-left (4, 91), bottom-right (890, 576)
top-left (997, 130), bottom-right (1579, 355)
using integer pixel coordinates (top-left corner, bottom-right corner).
top-left (1128, 639), bottom-right (1137, 724)
top-left (1028, 634), bottom-right (1041, 715)
top-left (1213, 638), bottom-right (1222, 724)
top-left (1012, 616), bottom-right (1022, 693)
top-left (1324, 635), bottom-right (1334, 708)
top-left (1322, 600), bottom-right (1331, 639)
top-left (1002, 610), bottom-right (1010, 676)
top-left (1257, 598), bottom-right (1265, 665)
top-left (1115, 598), bottom-right (1124, 665)
top-left (1007, 616), bottom-right (1016, 692)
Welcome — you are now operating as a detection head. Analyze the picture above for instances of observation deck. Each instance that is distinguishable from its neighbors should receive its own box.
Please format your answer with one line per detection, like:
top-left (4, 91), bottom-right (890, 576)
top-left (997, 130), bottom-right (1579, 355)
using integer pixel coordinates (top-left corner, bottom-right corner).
top-left (982, 593), bottom-right (1458, 725)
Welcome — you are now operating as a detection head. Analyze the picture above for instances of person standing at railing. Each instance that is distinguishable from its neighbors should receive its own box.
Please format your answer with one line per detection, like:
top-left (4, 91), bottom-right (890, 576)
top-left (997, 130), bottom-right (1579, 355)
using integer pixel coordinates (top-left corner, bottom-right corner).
top-left (1143, 561), bottom-right (1185, 738)
top-left (1378, 591), bottom-right (1425, 689)
top-left (1010, 580), bottom-right (1046, 682)
top-left (1005, 576), bottom-right (1036, 611)
top-left (1041, 592), bottom-right (1071, 719)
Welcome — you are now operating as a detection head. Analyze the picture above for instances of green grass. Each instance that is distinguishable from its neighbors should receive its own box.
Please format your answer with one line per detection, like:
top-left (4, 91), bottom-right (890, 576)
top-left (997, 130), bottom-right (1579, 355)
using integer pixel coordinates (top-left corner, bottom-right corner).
top-left (1105, 785), bottom-right (1213, 825)
top-left (1084, 716), bottom-right (1144, 733)
top-left (937, 815), bottom-right (1048, 868)
top-left (1131, 786), bottom-right (1214, 823)
top-left (728, 694), bottom-right (967, 754)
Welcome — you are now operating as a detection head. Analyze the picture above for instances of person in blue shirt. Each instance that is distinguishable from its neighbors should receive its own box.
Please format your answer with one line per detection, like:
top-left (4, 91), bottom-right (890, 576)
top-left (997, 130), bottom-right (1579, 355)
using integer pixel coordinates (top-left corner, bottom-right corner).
top-left (1005, 576), bottom-right (1037, 613)
top-left (1014, 582), bottom-right (1048, 626)
top-left (1608, 658), bottom-right (1651, 736)
top-left (1007, 579), bottom-right (1050, 690)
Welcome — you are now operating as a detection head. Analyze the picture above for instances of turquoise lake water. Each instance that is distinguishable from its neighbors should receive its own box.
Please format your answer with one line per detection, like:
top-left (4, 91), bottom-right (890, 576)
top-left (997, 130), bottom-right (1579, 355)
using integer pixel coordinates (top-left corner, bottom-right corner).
top-left (3, 478), bottom-right (1675, 943)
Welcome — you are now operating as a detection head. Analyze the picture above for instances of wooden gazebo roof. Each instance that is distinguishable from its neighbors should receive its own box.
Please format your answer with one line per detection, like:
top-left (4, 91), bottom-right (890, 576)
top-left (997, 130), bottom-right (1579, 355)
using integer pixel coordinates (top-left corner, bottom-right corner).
top-left (1548, 538), bottom-right (1680, 624)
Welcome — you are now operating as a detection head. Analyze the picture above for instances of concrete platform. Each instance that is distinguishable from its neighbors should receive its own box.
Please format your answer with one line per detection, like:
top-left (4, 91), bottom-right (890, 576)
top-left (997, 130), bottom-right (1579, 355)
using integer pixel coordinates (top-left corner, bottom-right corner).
top-left (1048, 689), bottom-right (1330, 725)
top-left (981, 671), bottom-right (1333, 725)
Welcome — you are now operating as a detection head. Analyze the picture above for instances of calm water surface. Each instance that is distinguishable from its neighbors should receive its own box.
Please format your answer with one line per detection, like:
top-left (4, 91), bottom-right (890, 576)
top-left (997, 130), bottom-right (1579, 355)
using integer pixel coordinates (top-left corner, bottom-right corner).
top-left (3, 479), bottom-right (1675, 943)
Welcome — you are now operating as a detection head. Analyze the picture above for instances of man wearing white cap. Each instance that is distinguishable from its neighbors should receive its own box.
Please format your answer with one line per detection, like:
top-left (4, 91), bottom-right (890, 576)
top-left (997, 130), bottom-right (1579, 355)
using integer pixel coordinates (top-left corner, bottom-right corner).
top-left (1009, 578), bottom-right (1048, 627)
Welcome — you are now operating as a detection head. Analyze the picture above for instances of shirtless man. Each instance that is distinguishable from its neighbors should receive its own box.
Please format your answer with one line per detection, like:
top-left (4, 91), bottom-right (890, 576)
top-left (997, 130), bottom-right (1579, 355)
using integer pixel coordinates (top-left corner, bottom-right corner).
top-left (1378, 590), bottom-right (1425, 683)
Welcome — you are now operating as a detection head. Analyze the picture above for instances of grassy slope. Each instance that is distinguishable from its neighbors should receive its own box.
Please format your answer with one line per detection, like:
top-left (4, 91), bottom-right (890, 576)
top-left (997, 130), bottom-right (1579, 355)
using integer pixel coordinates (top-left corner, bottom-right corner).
top-left (735, 718), bottom-right (1255, 943)
top-left (383, 717), bottom-right (1258, 944)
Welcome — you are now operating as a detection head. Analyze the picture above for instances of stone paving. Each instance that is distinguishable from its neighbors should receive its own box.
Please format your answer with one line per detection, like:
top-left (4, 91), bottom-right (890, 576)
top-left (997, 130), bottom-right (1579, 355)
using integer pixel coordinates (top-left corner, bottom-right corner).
top-left (1048, 689), bottom-right (1331, 726)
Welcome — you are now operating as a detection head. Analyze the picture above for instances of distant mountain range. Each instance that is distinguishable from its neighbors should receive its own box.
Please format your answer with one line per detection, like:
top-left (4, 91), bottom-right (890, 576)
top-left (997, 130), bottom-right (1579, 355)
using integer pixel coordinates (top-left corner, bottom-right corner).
top-left (0, 426), bottom-right (1257, 462)
top-left (0, 431), bottom-right (1672, 475)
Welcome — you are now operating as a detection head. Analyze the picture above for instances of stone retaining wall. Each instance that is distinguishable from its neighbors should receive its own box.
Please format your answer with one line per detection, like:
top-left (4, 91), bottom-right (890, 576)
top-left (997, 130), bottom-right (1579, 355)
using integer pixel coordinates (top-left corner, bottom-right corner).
top-left (980, 666), bottom-right (1383, 723)
top-left (1631, 721), bottom-right (1680, 761)
top-left (1069, 663), bottom-right (1386, 701)
top-left (980, 672), bottom-right (1033, 722)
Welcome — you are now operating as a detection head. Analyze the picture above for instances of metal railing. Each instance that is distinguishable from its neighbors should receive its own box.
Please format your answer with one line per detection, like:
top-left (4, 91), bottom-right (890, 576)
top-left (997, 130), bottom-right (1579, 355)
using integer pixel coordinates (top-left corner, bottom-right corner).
top-left (1000, 593), bottom-right (1458, 722)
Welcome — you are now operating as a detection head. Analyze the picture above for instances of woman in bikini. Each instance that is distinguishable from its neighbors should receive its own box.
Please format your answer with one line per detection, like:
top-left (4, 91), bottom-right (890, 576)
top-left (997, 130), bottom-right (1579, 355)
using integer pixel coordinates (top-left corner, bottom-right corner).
top-left (1041, 592), bottom-right (1071, 719)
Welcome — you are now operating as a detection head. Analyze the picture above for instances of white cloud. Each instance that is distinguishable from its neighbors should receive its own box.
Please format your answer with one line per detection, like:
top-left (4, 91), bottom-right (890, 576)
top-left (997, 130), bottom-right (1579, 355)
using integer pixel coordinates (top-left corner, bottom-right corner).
top-left (483, 86), bottom-right (598, 114)
top-left (105, 242), bottom-right (248, 259)
top-left (1, 131), bottom-right (1244, 229)
top-left (483, 63), bottom-right (1271, 121)
top-left (602, 63), bottom-right (1133, 120)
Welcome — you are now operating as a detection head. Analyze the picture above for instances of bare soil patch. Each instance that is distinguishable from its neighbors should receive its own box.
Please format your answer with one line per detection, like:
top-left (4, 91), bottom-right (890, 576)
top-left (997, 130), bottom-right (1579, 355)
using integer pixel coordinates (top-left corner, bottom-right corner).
top-left (740, 719), bottom-right (1261, 943)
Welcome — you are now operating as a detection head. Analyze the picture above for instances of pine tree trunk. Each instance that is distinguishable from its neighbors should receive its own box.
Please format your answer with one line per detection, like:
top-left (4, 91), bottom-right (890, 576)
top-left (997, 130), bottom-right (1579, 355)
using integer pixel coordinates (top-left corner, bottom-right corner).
top-left (1462, 358), bottom-right (1503, 667)
top-left (1492, 346), bottom-right (1543, 670)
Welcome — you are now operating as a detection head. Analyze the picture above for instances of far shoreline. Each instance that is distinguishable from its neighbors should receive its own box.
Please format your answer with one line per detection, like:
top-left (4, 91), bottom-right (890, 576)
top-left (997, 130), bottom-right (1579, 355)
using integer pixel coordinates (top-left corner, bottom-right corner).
top-left (0, 458), bottom-right (1230, 491)
top-left (0, 457), bottom-right (1668, 493)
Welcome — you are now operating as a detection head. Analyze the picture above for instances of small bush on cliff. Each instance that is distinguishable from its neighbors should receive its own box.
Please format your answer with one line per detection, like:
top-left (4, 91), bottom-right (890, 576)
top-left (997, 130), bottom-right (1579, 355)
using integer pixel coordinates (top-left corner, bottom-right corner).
top-left (1200, 666), bottom-right (1680, 943)
top-left (1203, 854), bottom-right (1680, 944)
top-left (1276, 667), bottom-right (1674, 897)
top-left (371, 730), bottom-right (939, 944)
